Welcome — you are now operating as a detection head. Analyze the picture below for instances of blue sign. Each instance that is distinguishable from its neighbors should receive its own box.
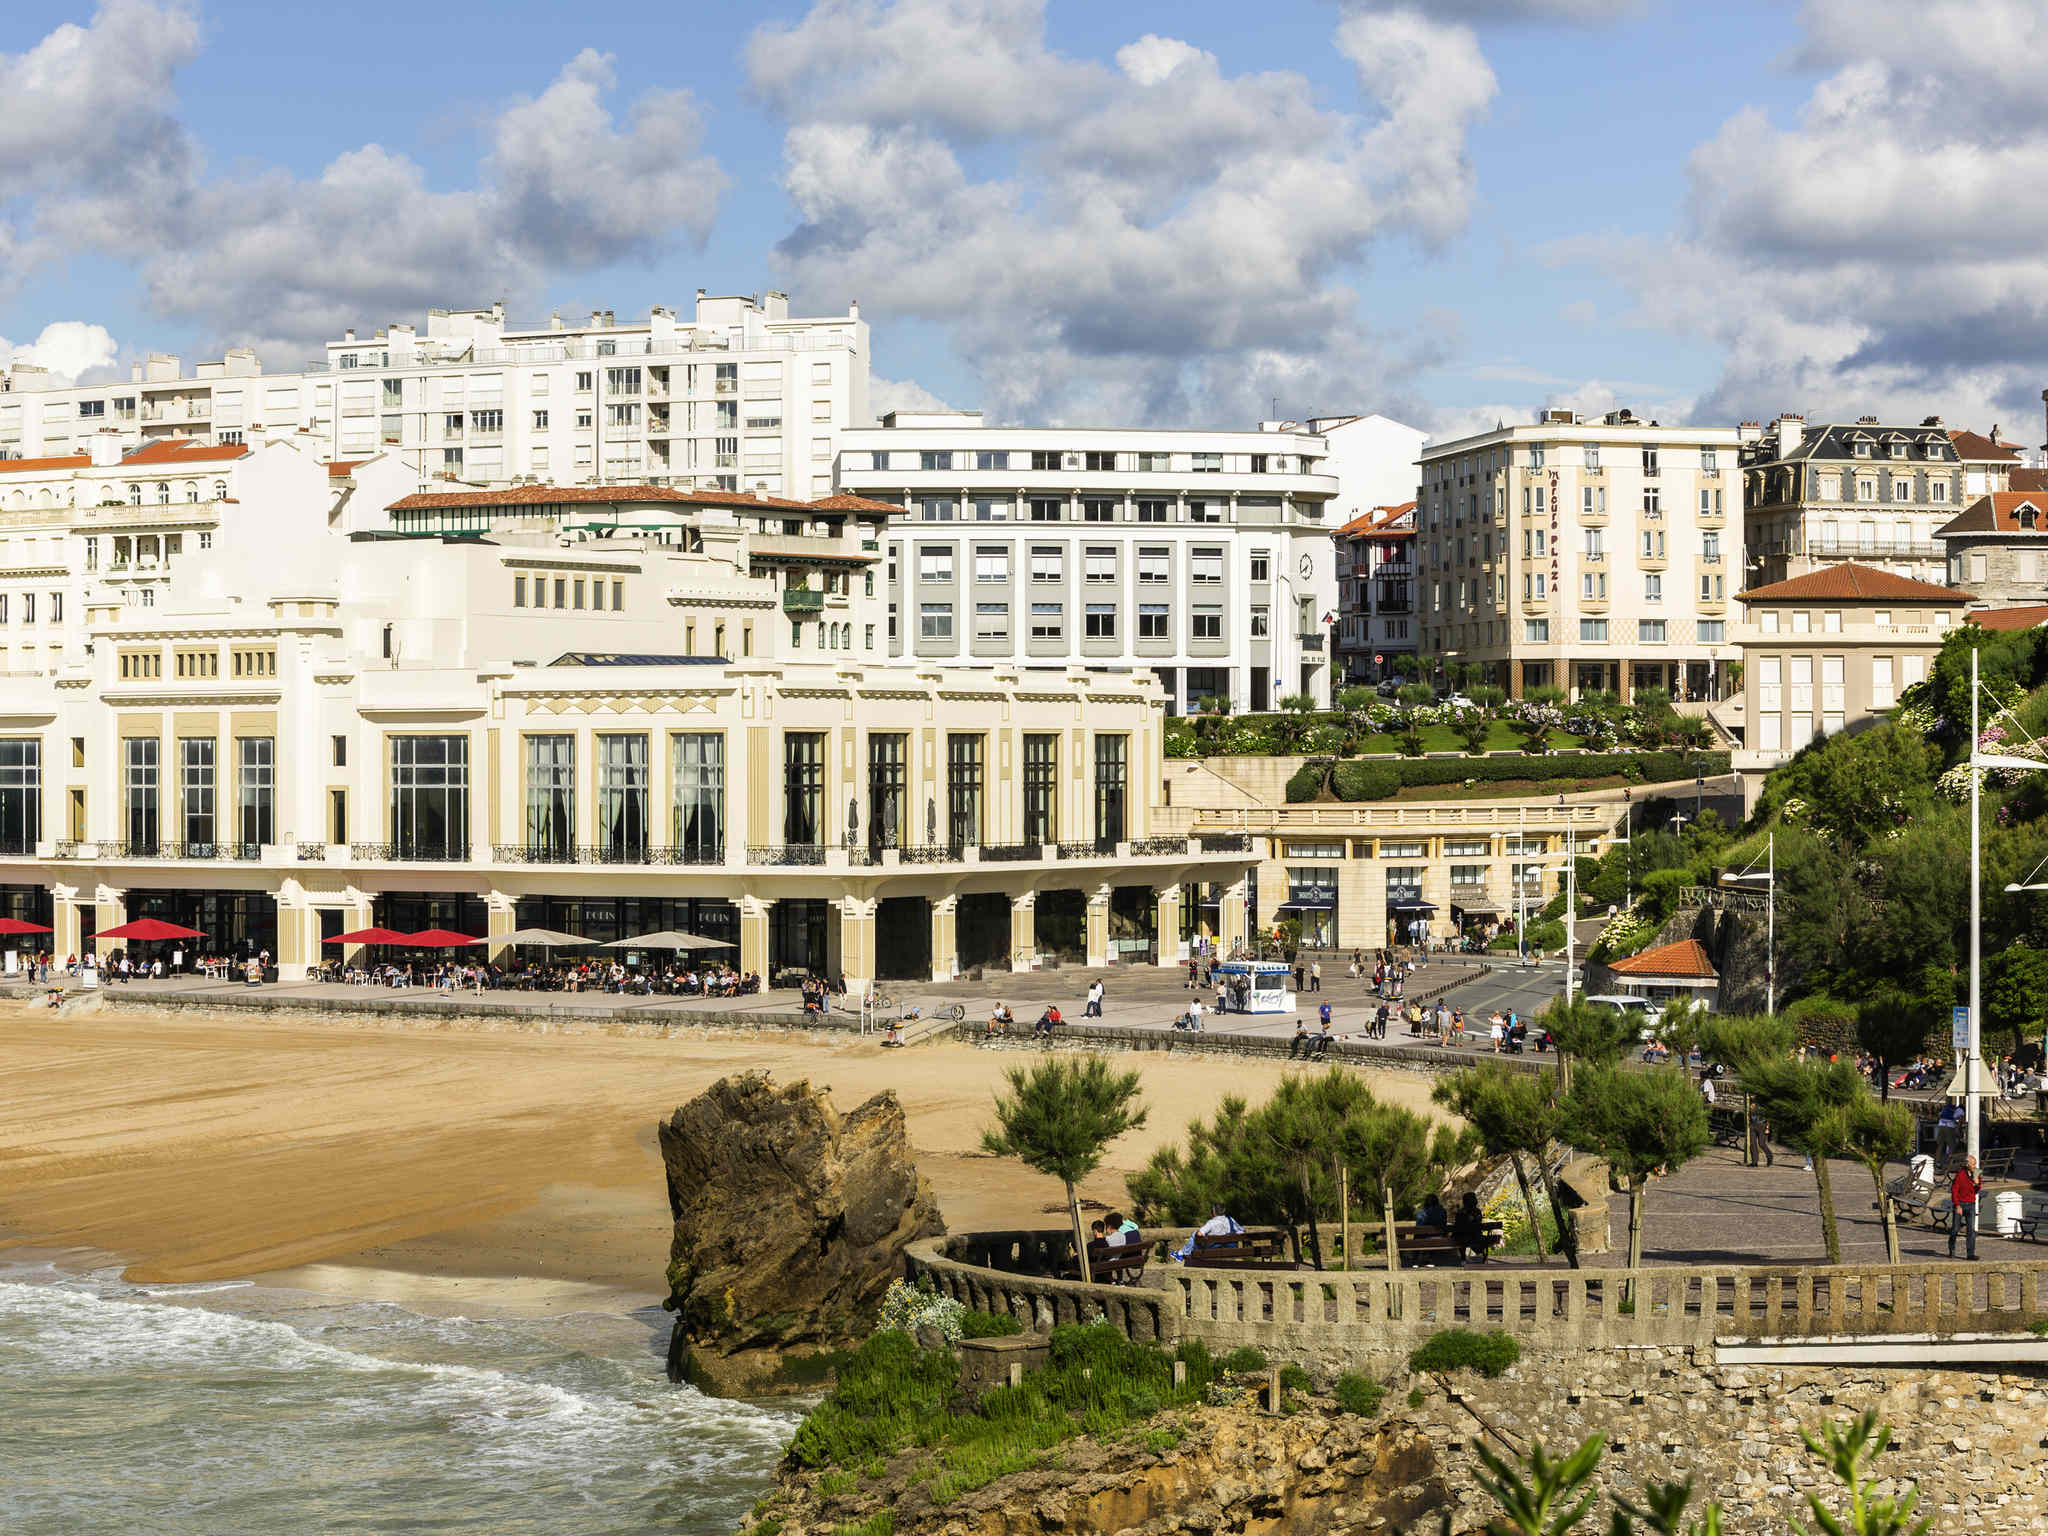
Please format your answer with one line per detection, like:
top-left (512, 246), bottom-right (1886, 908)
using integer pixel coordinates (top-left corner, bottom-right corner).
top-left (1952, 1006), bottom-right (1971, 1052)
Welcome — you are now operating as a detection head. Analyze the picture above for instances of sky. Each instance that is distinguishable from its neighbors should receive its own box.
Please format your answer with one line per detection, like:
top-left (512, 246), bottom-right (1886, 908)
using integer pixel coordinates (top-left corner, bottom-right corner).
top-left (3, 0), bottom-right (2044, 446)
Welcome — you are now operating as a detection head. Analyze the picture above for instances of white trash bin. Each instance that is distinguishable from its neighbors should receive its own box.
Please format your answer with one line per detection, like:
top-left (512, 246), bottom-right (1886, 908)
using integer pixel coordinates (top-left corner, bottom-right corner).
top-left (1992, 1188), bottom-right (2026, 1237)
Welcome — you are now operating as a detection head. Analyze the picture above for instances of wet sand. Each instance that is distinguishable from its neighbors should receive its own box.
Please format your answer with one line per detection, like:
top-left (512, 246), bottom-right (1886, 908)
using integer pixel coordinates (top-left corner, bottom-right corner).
top-left (0, 1002), bottom-right (1442, 1306)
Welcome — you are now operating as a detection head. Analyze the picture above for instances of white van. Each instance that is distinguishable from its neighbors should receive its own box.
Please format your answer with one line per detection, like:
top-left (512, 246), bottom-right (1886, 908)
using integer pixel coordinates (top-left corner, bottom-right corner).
top-left (1584, 993), bottom-right (1662, 1037)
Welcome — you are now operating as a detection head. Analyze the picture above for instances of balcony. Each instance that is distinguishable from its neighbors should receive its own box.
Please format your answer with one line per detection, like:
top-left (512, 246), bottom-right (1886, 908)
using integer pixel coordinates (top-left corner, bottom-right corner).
top-left (747, 843), bottom-right (826, 866)
top-left (86, 840), bottom-right (264, 861)
top-left (1057, 838), bottom-right (1120, 859)
top-left (350, 841), bottom-right (467, 862)
top-left (782, 586), bottom-right (827, 613)
top-left (491, 843), bottom-right (726, 867)
top-left (979, 842), bottom-right (1045, 862)
top-left (1807, 540), bottom-right (1943, 560)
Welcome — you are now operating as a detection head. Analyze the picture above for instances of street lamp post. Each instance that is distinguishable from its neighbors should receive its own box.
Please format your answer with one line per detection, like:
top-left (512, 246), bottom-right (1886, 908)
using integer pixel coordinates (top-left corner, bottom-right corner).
top-left (1721, 829), bottom-right (1775, 1015)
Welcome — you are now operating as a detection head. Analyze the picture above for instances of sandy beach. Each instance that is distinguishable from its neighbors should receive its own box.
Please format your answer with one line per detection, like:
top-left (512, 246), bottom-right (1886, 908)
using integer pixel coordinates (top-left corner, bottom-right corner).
top-left (0, 1000), bottom-right (1442, 1309)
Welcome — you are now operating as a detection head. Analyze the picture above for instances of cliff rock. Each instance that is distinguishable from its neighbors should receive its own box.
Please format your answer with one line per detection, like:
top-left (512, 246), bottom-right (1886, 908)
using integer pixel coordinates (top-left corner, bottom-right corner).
top-left (660, 1071), bottom-right (943, 1394)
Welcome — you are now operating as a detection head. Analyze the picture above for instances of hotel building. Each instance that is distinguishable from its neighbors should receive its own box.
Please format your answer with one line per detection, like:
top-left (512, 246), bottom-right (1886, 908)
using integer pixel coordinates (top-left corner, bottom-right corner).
top-left (1417, 410), bottom-right (1745, 701)
top-left (0, 438), bottom-right (1250, 985)
top-left (1333, 502), bottom-right (1417, 685)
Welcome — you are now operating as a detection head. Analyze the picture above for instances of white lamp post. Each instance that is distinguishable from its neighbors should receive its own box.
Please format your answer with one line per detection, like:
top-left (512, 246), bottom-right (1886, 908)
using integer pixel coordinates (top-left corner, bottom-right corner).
top-left (1721, 829), bottom-right (1775, 1015)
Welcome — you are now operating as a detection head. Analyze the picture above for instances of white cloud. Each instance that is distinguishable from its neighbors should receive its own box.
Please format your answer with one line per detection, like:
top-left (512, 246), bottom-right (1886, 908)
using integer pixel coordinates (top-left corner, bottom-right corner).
top-left (1599, 0), bottom-right (2048, 430)
top-left (2, 8), bottom-right (727, 364)
top-left (755, 0), bottom-right (1497, 426)
top-left (0, 322), bottom-right (121, 383)
top-left (868, 374), bottom-right (956, 423)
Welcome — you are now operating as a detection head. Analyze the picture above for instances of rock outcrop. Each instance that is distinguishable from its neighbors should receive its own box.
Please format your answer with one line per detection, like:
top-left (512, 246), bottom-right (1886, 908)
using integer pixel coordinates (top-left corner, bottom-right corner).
top-left (660, 1072), bottom-right (943, 1394)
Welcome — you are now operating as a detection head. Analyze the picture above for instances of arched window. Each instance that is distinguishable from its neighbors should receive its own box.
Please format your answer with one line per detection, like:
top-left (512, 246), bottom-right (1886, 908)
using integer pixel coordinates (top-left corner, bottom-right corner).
top-left (186, 482), bottom-right (200, 502)
top-left (128, 484), bottom-right (142, 506)
top-left (213, 480), bottom-right (227, 501)
top-left (155, 482), bottom-right (170, 505)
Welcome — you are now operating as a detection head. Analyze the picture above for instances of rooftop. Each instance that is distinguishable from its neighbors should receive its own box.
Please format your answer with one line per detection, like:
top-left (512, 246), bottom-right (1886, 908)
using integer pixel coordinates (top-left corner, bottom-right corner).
top-left (1968, 605), bottom-right (2048, 633)
top-left (1336, 502), bottom-right (1417, 538)
top-left (1936, 491), bottom-right (2048, 538)
top-left (1948, 429), bottom-right (2023, 463)
top-left (387, 485), bottom-right (812, 512)
top-left (1606, 938), bottom-right (1717, 980)
top-left (1736, 562), bottom-right (1970, 605)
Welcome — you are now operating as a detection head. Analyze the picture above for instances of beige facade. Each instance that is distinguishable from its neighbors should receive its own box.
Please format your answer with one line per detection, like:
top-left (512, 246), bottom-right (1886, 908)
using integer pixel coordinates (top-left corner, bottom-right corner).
top-left (1416, 410), bottom-right (1743, 703)
top-left (1731, 562), bottom-right (1967, 806)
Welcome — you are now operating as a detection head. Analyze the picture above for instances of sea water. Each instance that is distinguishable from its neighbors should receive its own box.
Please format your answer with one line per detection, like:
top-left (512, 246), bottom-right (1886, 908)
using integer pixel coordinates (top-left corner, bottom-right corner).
top-left (0, 1263), bottom-right (800, 1535)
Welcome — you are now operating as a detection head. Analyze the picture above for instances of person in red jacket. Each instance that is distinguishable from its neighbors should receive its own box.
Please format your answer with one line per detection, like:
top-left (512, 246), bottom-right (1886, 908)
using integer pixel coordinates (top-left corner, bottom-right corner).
top-left (1949, 1154), bottom-right (1981, 1261)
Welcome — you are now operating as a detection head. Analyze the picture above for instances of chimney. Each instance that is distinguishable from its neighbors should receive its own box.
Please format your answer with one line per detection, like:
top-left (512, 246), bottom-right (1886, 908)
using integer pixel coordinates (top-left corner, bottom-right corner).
top-left (344, 329), bottom-right (356, 343)
top-left (1922, 416), bottom-right (1943, 427)
top-left (550, 310), bottom-right (563, 331)
top-left (88, 429), bottom-right (122, 467)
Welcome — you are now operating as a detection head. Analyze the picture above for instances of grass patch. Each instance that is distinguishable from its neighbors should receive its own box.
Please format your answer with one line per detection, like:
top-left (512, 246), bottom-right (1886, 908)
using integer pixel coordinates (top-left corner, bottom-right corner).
top-left (814, 1471), bottom-right (858, 1500)
top-left (775, 1348), bottom-right (861, 1388)
top-left (786, 1325), bottom-right (1226, 1507)
top-left (831, 1515), bottom-right (893, 1536)
top-left (960, 1310), bottom-right (1023, 1339)
top-left (1406, 1385), bottom-right (1426, 1409)
top-left (1409, 1329), bottom-right (1521, 1379)
top-left (1137, 1424), bottom-right (1186, 1455)
top-left (1217, 1346), bottom-right (1268, 1374)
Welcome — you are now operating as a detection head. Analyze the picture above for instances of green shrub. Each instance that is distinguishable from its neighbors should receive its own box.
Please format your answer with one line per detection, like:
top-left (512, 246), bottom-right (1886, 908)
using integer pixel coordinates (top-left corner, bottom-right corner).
top-left (1284, 763), bottom-right (1326, 802)
top-left (1279, 1363), bottom-right (1312, 1393)
top-left (1334, 1373), bottom-right (1384, 1416)
top-left (1523, 919), bottom-right (1565, 953)
top-left (1331, 760), bottom-right (1400, 801)
top-left (1408, 1329), bottom-right (1521, 1378)
top-left (1219, 1346), bottom-right (1268, 1374)
top-left (1406, 1385), bottom-right (1426, 1409)
top-left (959, 1310), bottom-right (1023, 1339)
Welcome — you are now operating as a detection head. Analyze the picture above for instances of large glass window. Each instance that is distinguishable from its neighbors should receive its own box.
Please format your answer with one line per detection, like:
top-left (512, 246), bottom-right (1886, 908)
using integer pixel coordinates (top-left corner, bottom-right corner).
top-left (180, 738), bottom-right (216, 852)
top-left (947, 733), bottom-right (982, 851)
top-left (0, 739), bottom-right (40, 853)
top-left (671, 733), bottom-right (725, 860)
top-left (1093, 734), bottom-right (1128, 847)
top-left (389, 735), bottom-right (469, 859)
top-left (237, 737), bottom-right (273, 850)
top-left (125, 737), bottom-right (160, 854)
top-left (867, 732), bottom-right (907, 852)
top-left (597, 734), bottom-right (649, 859)
top-left (1023, 733), bottom-right (1058, 844)
top-left (524, 735), bottom-right (575, 859)
top-left (784, 731), bottom-right (825, 847)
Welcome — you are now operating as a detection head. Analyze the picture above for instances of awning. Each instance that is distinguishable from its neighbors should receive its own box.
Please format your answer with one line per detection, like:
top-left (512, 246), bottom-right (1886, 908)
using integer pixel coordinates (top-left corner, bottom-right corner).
top-left (1452, 900), bottom-right (1506, 918)
top-left (1388, 900), bottom-right (1438, 913)
top-left (1277, 898), bottom-right (1336, 911)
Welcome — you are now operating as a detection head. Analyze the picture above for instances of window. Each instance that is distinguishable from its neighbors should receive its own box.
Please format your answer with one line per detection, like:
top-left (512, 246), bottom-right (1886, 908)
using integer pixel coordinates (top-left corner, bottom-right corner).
top-left (974, 601), bottom-right (1010, 641)
top-left (79, 399), bottom-right (105, 419)
top-left (125, 737), bottom-right (160, 853)
top-left (919, 450), bottom-right (953, 471)
top-left (1524, 619), bottom-right (1549, 642)
top-left (1030, 451), bottom-right (1065, 472)
top-left (919, 601), bottom-right (954, 640)
top-left (1093, 735), bottom-right (1128, 844)
top-left (1029, 602), bottom-right (1063, 640)
top-left (1639, 619), bottom-right (1667, 643)
top-left (866, 732), bottom-right (907, 852)
top-left (1931, 480), bottom-right (1950, 503)
top-left (783, 732), bottom-right (825, 847)
top-left (917, 545), bottom-right (954, 582)
top-left (974, 546), bottom-right (1010, 583)
top-left (524, 735), bottom-right (575, 858)
top-left (1793, 610), bottom-right (1811, 633)
top-left (1250, 551), bottom-right (1271, 582)
top-left (1584, 527), bottom-right (1604, 557)
top-left (1699, 620), bottom-right (1726, 643)
top-left (1642, 486), bottom-right (1661, 515)
top-left (389, 735), bottom-right (469, 859)
top-left (472, 409), bottom-right (504, 432)
top-left (1702, 532), bottom-right (1721, 560)
top-left (1138, 547), bottom-right (1170, 583)
top-left (1889, 441), bottom-right (1906, 460)
top-left (0, 739), bottom-right (41, 852)
top-left (1022, 734), bottom-right (1058, 843)
top-left (1250, 607), bottom-right (1269, 637)
top-left (918, 496), bottom-right (956, 521)
top-left (672, 733), bottom-right (724, 860)
top-left (975, 450), bottom-right (1007, 471)
top-left (970, 496), bottom-right (1006, 522)
top-left (1892, 479), bottom-right (1912, 503)
top-left (1084, 603), bottom-right (1117, 639)
top-left (514, 576), bottom-right (527, 608)
top-left (1579, 618), bottom-right (1608, 643)
top-left (1190, 548), bottom-right (1223, 584)
top-left (1644, 574), bottom-right (1662, 603)
top-left (554, 578), bottom-right (567, 607)
top-left (1823, 610), bottom-right (1843, 633)
top-left (532, 410), bottom-right (550, 431)
top-left (1583, 444), bottom-right (1600, 470)
top-left (1528, 444), bottom-right (1546, 469)
top-left (1082, 498), bottom-right (1117, 523)
top-left (1138, 604), bottom-right (1169, 639)
top-left (1192, 606), bottom-right (1222, 639)
top-left (1191, 452), bottom-right (1222, 473)
top-left (127, 484), bottom-right (141, 506)
top-left (84, 537), bottom-right (98, 572)
top-left (156, 482), bottom-right (170, 505)
top-left (595, 734), bottom-right (649, 859)
top-left (1027, 497), bottom-right (1063, 522)
top-left (1030, 546), bottom-right (1063, 582)
top-left (946, 734), bottom-right (982, 850)
top-left (1857, 478), bottom-right (1876, 502)
top-left (1135, 499), bottom-right (1168, 523)
top-left (1084, 546), bottom-right (1116, 582)
top-left (1873, 655), bottom-right (1896, 709)
top-left (1761, 611), bottom-right (1780, 634)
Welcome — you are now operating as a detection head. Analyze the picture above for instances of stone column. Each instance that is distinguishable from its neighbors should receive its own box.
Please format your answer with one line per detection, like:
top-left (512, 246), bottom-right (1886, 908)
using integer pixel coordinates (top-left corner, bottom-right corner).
top-left (1154, 884), bottom-right (1182, 967)
top-left (1085, 886), bottom-right (1111, 968)
top-left (272, 881), bottom-right (322, 981)
top-left (485, 890), bottom-right (517, 965)
top-left (834, 896), bottom-right (876, 994)
top-left (93, 886), bottom-right (126, 961)
top-left (930, 895), bottom-right (958, 983)
top-left (1219, 873), bottom-right (1249, 954)
top-left (739, 895), bottom-right (771, 980)
top-left (49, 882), bottom-right (82, 959)
top-left (1009, 891), bottom-right (1038, 973)
top-left (340, 886), bottom-right (375, 969)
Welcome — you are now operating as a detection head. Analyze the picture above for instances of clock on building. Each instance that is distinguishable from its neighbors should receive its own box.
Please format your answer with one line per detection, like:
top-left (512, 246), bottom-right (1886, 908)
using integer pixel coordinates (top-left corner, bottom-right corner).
top-left (1299, 553), bottom-right (1313, 580)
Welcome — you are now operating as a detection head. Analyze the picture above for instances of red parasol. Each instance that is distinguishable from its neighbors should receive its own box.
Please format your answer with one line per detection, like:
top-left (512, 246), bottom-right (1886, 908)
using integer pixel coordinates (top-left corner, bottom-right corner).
top-left (327, 927), bottom-right (413, 946)
top-left (405, 929), bottom-right (485, 947)
top-left (0, 918), bottom-right (53, 935)
top-left (95, 918), bottom-right (206, 942)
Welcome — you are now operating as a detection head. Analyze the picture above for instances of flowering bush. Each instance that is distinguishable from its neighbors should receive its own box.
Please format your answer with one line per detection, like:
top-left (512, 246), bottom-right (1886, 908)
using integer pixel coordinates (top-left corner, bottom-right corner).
top-left (875, 1278), bottom-right (968, 1344)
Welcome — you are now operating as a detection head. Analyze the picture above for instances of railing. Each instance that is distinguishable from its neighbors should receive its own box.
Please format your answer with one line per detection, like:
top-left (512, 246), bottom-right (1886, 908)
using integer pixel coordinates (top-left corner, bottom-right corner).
top-left (1057, 839), bottom-right (1113, 859)
top-left (979, 842), bottom-right (1042, 862)
top-left (1197, 832), bottom-right (1253, 853)
top-left (1807, 540), bottom-right (1944, 559)
top-left (899, 843), bottom-right (954, 865)
top-left (1676, 884), bottom-right (1768, 913)
top-left (490, 843), bottom-right (726, 867)
top-left (101, 840), bottom-right (262, 860)
top-left (747, 843), bottom-right (825, 866)
top-left (350, 841), bottom-right (467, 862)
top-left (296, 843), bottom-right (328, 862)
top-left (1130, 836), bottom-right (1192, 857)
top-left (1195, 804), bottom-right (1611, 832)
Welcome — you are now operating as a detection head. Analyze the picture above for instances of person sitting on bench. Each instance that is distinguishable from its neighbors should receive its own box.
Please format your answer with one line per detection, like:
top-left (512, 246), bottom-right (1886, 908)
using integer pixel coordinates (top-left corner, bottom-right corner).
top-left (988, 1001), bottom-right (1014, 1034)
top-left (1033, 1004), bottom-right (1064, 1036)
top-left (1451, 1192), bottom-right (1493, 1261)
top-left (1311, 1009), bottom-right (1335, 1057)
top-left (1288, 1021), bottom-right (1313, 1058)
top-left (1415, 1192), bottom-right (1448, 1231)
top-left (1172, 1205), bottom-right (1245, 1262)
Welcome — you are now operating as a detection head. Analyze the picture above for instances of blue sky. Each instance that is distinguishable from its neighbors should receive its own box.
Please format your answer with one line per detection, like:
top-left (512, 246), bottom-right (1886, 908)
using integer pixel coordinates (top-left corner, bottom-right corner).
top-left (4, 1), bottom-right (2041, 439)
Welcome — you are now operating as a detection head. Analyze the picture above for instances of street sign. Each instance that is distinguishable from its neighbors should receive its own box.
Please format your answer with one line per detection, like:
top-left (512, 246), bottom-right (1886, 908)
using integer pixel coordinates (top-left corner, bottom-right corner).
top-left (1374, 653), bottom-right (1383, 665)
top-left (1952, 1006), bottom-right (1971, 1052)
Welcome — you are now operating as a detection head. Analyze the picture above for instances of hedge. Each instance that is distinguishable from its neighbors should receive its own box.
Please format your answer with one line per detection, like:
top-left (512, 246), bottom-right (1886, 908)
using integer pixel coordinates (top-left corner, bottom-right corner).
top-left (1284, 750), bottom-right (1729, 802)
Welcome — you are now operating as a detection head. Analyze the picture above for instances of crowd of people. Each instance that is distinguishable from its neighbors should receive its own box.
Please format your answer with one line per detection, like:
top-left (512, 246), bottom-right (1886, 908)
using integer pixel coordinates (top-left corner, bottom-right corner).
top-left (315, 956), bottom-right (763, 996)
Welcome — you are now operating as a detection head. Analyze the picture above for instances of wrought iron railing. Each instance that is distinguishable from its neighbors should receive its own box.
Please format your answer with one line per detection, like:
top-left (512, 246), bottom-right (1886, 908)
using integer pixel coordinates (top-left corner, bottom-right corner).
top-left (979, 842), bottom-right (1041, 862)
top-left (1198, 833), bottom-right (1253, 853)
top-left (747, 843), bottom-right (826, 866)
top-left (1056, 839), bottom-right (1114, 859)
top-left (297, 842), bottom-right (328, 861)
top-left (102, 840), bottom-right (262, 860)
top-left (350, 841), bottom-right (467, 862)
top-left (0, 837), bottom-right (37, 857)
top-left (1130, 836), bottom-right (1190, 857)
top-left (899, 843), bottom-right (955, 864)
top-left (492, 842), bottom-right (727, 867)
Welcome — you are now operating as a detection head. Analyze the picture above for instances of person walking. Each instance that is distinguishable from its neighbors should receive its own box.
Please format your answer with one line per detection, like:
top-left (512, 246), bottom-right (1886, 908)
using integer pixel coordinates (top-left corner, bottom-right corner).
top-left (1310, 960), bottom-right (1322, 993)
top-left (1949, 1154), bottom-right (1982, 1261)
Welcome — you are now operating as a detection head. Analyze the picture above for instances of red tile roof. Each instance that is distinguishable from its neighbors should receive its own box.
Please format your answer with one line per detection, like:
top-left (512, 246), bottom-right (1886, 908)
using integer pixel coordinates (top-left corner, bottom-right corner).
top-left (386, 484), bottom-right (811, 512)
top-left (120, 438), bottom-right (251, 465)
top-left (1935, 490), bottom-right (2048, 537)
top-left (1949, 429), bottom-right (2021, 463)
top-left (328, 461), bottom-right (365, 478)
top-left (2011, 467), bottom-right (2048, 494)
top-left (0, 453), bottom-right (91, 474)
top-left (1968, 605), bottom-right (2048, 633)
top-left (1606, 938), bottom-right (1717, 979)
top-left (1736, 562), bottom-right (1969, 605)
top-left (1336, 501), bottom-right (1416, 538)
top-left (805, 493), bottom-right (905, 515)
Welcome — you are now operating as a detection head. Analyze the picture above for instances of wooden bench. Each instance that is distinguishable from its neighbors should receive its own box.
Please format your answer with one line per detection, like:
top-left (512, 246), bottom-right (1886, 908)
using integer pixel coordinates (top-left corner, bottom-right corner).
top-left (1707, 1106), bottom-right (1747, 1148)
top-left (1061, 1240), bottom-right (1150, 1285)
top-left (1185, 1228), bottom-right (1297, 1269)
top-left (1887, 1175), bottom-right (1940, 1226)
top-left (1391, 1219), bottom-right (1505, 1266)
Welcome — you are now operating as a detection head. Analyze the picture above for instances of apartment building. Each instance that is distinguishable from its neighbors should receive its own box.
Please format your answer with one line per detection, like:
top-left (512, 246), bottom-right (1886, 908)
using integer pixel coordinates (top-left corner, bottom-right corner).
top-left (1937, 491), bottom-right (2048, 607)
top-left (1259, 413), bottom-right (1428, 520)
top-left (0, 292), bottom-right (868, 501)
top-left (0, 450), bottom-right (1248, 985)
top-left (1333, 502), bottom-right (1417, 684)
top-left (1739, 416), bottom-right (2000, 588)
top-left (835, 413), bottom-right (1358, 713)
top-left (1730, 563), bottom-right (1966, 808)
top-left (1417, 410), bottom-right (1744, 701)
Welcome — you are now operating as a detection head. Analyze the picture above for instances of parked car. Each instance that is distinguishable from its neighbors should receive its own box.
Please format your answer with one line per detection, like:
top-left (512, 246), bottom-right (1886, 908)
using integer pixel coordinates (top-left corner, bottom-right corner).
top-left (1584, 993), bottom-right (1663, 1039)
top-left (1376, 678), bottom-right (1403, 696)
top-left (1438, 692), bottom-right (1477, 709)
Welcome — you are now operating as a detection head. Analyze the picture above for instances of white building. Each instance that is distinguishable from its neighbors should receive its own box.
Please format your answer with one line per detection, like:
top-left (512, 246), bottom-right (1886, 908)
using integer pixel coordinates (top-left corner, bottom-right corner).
top-left (1261, 413), bottom-right (1428, 523)
top-left (0, 292), bottom-right (868, 502)
top-left (835, 412), bottom-right (1351, 713)
top-left (1418, 409), bottom-right (1745, 701)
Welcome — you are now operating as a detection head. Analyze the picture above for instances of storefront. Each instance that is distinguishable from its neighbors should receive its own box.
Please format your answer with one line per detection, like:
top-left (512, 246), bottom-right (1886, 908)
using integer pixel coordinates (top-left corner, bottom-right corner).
top-left (1280, 857), bottom-right (1339, 950)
